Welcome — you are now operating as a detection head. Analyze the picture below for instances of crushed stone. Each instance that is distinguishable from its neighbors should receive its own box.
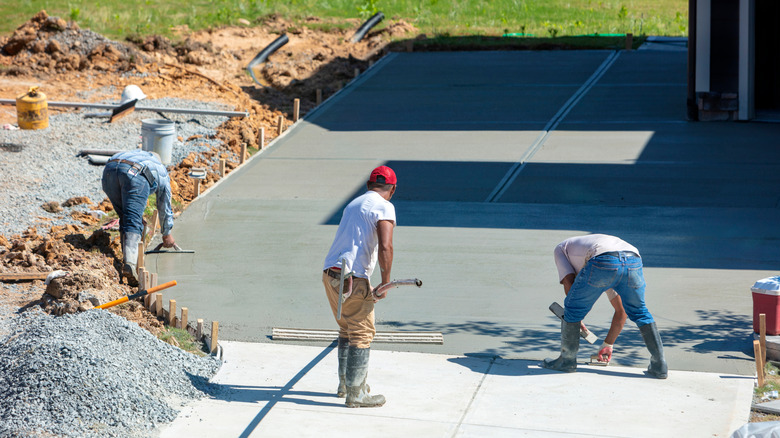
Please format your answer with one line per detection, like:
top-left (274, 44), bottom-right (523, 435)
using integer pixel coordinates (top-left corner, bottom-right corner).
top-left (0, 308), bottom-right (221, 437)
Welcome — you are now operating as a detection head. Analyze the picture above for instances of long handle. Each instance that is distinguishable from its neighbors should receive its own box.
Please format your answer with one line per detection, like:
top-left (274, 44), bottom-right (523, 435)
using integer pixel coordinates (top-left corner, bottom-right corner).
top-left (95, 280), bottom-right (177, 310)
top-left (373, 278), bottom-right (423, 298)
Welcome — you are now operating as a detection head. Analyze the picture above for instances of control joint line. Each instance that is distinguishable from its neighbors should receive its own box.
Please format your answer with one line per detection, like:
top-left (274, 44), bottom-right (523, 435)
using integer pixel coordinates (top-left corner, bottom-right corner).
top-left (485, 51), bottom-right (622, 203)
top-left (453, 356), bottom-right (496, 437)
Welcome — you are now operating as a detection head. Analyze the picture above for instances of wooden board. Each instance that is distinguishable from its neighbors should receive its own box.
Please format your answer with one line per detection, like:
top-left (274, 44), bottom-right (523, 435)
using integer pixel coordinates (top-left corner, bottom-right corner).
top-left (0, 272), bottom-right (49, 281)
top-left (272, 327), bottom-right (444, 344)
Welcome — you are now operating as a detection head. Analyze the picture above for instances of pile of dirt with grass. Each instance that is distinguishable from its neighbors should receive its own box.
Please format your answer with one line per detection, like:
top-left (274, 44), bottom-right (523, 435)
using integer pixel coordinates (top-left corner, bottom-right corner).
top-left (0, 10), bottom-right (146, 75)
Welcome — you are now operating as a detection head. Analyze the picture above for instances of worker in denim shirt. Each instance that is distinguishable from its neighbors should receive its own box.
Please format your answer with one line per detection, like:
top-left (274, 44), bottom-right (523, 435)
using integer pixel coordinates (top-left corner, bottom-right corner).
top-left (102, 150), bottom-right (176, 286)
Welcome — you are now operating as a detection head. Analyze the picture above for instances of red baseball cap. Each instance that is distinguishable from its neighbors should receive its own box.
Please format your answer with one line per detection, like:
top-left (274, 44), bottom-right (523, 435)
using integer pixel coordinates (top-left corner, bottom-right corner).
top-left (368, 165), bottom-right (397, 185)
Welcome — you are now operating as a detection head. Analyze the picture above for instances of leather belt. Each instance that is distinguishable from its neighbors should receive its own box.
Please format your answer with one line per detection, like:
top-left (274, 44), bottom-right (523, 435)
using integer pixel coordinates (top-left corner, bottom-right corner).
top-left (108, 158), bottom-right (155, 188)
top-left (600, 251), bottom-right (640, 258)
top-left (324, 268), bottom-right (340, 279)
top-left (109, 158), bottom-right (140, 167)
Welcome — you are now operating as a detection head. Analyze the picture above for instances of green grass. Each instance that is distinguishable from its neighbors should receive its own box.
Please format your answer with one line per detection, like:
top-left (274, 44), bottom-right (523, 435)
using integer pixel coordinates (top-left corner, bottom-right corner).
top-left (1, 0), bottom-right (687, 41)
top-left (158, 326), bottom-right (208, 356)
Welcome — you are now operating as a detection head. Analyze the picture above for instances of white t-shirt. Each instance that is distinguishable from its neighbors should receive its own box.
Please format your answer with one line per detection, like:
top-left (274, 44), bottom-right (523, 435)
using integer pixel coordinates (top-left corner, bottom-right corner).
top-left (323, 191), bottom-right (396, 279)
top-left (553, 234), bottom-right (640, 299)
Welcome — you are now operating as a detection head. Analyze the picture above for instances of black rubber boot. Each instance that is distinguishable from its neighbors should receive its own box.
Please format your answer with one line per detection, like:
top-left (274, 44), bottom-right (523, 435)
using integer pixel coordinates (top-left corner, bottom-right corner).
top-left (542, 320), bottom-right (581, 373)
top-left (345, 346), bottom-right (385, 408)
top-left (337, 337), bottom-right (348, 397)
top-left (639, 322), bottom-right (668, 379)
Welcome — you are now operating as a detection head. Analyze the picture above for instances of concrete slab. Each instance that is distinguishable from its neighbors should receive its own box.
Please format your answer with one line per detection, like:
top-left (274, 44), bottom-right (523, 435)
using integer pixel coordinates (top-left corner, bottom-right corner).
top-left (150, 49), bottom-right (780, 381)
top-left (159, 342), bottom-right (753, 437)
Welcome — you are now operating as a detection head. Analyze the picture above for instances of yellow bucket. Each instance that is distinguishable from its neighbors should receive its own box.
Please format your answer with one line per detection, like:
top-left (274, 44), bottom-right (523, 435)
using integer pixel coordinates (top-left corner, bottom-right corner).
top-left (16, 86), bottom-right (49, 130)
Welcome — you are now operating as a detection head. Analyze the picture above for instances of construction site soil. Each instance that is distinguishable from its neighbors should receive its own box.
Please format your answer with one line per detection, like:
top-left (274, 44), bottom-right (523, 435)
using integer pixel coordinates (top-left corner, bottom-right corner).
top-left (0, 11), bottom-right (416, 435)
top-left (0, 10), bottom-right (416, 331)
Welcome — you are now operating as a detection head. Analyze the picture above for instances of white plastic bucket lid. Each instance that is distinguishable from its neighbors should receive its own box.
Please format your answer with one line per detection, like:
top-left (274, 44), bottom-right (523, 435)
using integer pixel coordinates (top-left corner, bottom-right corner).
top-left (752, 276), bottom-right (780, 296)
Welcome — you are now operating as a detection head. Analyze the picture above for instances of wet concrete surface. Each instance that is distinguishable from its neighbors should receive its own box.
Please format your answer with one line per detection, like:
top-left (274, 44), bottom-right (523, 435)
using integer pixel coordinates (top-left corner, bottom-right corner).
top-left (150, 50), bottom-right (780, 377)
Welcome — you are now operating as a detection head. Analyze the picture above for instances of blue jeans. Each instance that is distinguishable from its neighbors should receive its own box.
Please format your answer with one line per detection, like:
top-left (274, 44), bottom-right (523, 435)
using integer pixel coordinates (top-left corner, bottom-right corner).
top-left (101, 161), bottom-right (150, 235)
top-left (563, 252), bottom-right (655, 327)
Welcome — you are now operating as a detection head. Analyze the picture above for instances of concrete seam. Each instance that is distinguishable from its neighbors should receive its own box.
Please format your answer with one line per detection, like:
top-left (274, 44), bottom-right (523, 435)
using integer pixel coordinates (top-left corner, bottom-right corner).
top-left (452, 356), bottom-right (496, 437)
top-left (485, 50), bottom-right (621, 203)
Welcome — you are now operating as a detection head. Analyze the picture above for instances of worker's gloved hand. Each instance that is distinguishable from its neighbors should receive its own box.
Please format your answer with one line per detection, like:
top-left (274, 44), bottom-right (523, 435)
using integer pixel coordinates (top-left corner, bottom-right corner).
top-left (598, 342), bottom-right (613, 362)
top-left (162, 234), bottom-right (176, 248)
top-left (372, 283), bottom-right (391, 302)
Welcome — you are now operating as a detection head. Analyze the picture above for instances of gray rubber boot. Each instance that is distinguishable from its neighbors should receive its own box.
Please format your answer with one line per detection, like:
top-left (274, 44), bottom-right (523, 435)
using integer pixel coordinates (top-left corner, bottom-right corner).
top-left (345, 346), bottom-right (385, 408)
top-left (337, 337), bottom-right (348, 397)
top-left (122, 232), bottom-right (141, 287)
top-left (639, 322), bottom-right (668, 379)
top-left (542, 320), bottom-right (581, 373)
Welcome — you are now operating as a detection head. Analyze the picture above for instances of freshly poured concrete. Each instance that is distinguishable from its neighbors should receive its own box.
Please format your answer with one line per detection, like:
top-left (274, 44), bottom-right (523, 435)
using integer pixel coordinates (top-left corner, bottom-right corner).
top-left (150, 49), bottom-right (780, 386)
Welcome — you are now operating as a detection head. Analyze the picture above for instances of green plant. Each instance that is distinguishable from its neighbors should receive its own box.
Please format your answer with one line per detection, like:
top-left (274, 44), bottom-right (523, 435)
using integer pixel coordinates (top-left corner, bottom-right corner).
top-left (357, 0), bottom-right (379, 20)
top-left (618, 5), bottom-right (628, 20)
top-left (69, 7), bottom-right (81, 22)
top-left (158, 326), bottom-right (208, 356)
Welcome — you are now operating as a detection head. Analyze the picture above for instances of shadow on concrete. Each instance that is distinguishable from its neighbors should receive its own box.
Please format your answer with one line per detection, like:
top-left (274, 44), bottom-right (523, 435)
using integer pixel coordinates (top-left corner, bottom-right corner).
top-left (385, 308), bottom-right (755, 369)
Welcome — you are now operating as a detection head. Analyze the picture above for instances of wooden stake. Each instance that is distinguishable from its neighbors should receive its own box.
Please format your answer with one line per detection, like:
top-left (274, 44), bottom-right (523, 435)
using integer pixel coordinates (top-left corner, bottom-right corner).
top-left (625, 33), bottom-right (634, 51)
top-left (150, 272), bottom-right (157, 288)
top-left (258, 127), bottom-right (265, 150)
top-left (219, 158), bottom-right (226, 177)
top-left (155, 292), bottom-right (163, 317)
top-left (354, 68), bottom-right (360, 78)
top-left (755, 340), bottom-right (765, 387)
top-left (136, 242), bottom-right (145, 271)
top-left (293, 98), bottom-right (300, 122)
top-left (316, 89), bottom-right (322, 106)
top-left (761, 313), bottom-right (767, 379)
top-left (168, 299), bottom-right (176, 326)
top-left (210, 321), bottom-right (219, 354)
top-left (181, 307), bottom-right (188, 330)
top-left (149, 209), bottom-right (158, 235)
top-left (196, 318), bottom-right (204, 339)
top-left (277, 115), bottom-right (284, 136)
top-left (137, 267), bottom-right (147, 291)
top-left (240, 143), bottom-right (247, 164)
top-left (143, 271), bottom-right (150, 292)
top-left (145, 287), bottom-right (152, 309)
top-left (194, 179), bottom-right (201, 197)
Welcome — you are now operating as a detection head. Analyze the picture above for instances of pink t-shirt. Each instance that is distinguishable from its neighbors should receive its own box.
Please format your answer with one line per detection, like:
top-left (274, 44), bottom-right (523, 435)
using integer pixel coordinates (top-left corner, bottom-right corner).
top-left (553, 234), bottom-right (640, 299)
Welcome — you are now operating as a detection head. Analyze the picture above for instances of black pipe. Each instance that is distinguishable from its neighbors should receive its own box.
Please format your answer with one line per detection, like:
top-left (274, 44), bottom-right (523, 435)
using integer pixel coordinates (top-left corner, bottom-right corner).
top-left (351, 12), bottom-right (384, 43)
top-left (686, 0), bottom-right (698, 121)
top-left (246, 34), bottom-right (289, 86)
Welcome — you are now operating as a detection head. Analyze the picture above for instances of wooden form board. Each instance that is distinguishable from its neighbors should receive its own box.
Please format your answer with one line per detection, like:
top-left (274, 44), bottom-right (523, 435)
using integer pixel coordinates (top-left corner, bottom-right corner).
top-left (271, 327), bottom-right (444, 344)
top-left (0, 272), bottom-right (49, 281)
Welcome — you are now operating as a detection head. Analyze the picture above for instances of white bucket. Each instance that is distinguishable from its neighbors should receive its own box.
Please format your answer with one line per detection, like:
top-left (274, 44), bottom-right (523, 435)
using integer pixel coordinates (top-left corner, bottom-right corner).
top-left (141, 119), bottom-right (175, 165)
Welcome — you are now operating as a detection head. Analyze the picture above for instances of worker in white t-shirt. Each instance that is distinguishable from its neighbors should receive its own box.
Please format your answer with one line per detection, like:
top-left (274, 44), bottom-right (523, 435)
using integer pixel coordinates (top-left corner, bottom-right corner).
top-left (544, 234), bottom-right (668, 379)
top-left (322, 166), bottom-right (397, 408)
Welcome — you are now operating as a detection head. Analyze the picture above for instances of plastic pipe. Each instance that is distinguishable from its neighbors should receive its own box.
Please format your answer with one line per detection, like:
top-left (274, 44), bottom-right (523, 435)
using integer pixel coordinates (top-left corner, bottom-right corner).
top-left (246, 34), bottom-right (289, 87)
top-left (351, 12), bottom-right (385, 43)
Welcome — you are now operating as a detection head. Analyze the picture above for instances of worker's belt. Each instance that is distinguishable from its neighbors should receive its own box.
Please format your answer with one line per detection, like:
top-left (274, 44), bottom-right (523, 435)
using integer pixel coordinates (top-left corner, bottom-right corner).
top-left (324, 268), bottom-right (341, 279)
top-left (600, 251), bottom-right (640, 258)
top-left (109, 159), bottom-right (155, 188)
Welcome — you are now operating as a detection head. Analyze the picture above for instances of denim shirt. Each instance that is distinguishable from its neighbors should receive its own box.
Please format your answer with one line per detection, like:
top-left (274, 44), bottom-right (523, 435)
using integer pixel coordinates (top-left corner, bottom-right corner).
top-left (110, 150), bottom-right (175, 235)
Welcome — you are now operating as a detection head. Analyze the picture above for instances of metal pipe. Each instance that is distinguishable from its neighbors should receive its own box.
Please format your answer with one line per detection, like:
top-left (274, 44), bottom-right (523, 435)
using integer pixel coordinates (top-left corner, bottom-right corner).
top-left (0, 99), bottom-right (248, 118)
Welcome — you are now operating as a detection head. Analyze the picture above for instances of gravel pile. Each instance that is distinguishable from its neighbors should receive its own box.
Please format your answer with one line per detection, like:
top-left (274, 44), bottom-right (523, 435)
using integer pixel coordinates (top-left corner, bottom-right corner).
top-left (0, 96), bottom-right (228, 237)
top-left (0, 309), bottom-right (221, 437)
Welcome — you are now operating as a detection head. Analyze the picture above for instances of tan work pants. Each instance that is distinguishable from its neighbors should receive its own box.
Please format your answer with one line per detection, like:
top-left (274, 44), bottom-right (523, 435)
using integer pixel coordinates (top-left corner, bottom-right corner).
top-left (323, 272), bottom-right (375, 348)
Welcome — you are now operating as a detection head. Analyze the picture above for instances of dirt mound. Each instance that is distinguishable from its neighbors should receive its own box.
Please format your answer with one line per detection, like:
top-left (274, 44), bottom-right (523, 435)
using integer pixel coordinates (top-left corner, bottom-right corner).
top-left (0, 10), bottom-right (145, 75)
